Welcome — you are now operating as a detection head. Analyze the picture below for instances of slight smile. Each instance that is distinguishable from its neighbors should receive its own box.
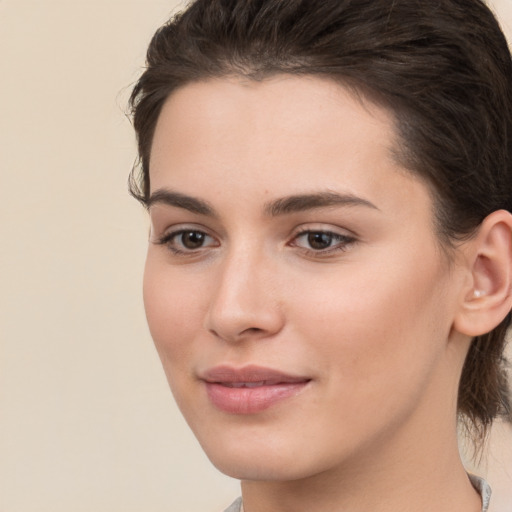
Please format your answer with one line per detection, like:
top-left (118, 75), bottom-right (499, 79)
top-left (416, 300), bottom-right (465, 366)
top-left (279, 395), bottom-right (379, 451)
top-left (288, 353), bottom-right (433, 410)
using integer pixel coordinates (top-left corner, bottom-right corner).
top-left (200, 365), bottom-right (312, 414)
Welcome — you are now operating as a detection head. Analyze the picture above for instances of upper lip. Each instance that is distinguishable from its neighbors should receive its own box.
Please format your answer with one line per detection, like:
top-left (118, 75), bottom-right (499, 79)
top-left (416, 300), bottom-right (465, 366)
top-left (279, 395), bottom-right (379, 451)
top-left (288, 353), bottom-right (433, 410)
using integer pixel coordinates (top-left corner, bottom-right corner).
top-left (200, 365), bottom-right (311, 385)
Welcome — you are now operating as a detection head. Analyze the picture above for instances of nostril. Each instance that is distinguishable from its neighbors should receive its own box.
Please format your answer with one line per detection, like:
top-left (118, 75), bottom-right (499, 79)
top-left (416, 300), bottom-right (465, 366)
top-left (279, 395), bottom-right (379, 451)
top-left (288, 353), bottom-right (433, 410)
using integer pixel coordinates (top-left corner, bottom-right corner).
top-left (208, 325), bottom-right (268, 343)
top-left (241, 327), bottom-right (264, 335)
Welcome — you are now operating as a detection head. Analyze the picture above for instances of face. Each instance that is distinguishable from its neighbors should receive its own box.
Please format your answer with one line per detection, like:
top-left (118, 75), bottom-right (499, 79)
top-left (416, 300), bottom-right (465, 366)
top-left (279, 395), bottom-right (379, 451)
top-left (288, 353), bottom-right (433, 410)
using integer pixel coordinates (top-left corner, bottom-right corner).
top-left (144, 76), bottom-right (467, 482)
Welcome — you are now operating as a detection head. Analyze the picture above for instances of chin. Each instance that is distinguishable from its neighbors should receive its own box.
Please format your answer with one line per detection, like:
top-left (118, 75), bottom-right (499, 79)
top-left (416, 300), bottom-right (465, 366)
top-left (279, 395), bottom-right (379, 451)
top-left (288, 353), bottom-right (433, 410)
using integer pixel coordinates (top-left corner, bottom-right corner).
top-left (195, 429), bottom-right (336, 482)
top-left (209, 453), bottom-right (313, 482)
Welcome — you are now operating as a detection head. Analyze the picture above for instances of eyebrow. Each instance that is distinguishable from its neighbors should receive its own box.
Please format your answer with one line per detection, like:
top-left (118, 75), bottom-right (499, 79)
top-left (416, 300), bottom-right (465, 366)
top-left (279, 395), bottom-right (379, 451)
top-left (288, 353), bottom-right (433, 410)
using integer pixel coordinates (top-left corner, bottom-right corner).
top-left (265, 191), bottom-right (379, 216)
top-left (147, 188), bottom-right (379, 217)
top-left (147, 189), bottom-right (215, 216)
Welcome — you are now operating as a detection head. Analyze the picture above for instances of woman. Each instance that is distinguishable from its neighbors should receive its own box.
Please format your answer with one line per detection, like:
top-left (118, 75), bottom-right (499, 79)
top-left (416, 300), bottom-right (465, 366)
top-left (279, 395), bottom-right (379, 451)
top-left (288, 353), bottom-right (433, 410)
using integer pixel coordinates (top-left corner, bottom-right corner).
top-left (129, 0), bottom-right (512, 510)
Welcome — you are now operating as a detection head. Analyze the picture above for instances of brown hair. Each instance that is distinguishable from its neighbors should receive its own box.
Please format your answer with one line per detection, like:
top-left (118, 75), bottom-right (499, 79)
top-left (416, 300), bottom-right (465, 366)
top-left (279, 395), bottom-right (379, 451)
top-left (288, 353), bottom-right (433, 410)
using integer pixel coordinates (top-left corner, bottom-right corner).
top-left (129, 0), bottom-right (512, 443)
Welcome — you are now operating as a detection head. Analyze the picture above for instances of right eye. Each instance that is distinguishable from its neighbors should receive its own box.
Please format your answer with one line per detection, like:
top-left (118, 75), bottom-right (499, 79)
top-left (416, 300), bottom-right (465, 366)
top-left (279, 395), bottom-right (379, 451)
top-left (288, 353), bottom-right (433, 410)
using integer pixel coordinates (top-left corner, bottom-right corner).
top-left (156, 229), bottom-right (218, 254)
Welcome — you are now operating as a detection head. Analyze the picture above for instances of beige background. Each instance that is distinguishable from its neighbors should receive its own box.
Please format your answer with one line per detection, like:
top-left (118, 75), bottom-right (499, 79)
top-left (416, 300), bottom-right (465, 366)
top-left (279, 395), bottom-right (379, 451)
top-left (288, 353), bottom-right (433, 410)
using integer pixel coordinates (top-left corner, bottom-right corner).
top-left (1, 1), bottom-right (511, 511)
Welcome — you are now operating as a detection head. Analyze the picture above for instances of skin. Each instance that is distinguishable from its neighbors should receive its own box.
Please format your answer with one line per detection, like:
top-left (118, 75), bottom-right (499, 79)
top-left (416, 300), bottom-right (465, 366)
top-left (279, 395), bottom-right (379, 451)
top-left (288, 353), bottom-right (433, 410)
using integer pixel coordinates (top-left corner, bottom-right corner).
top-left (144, 75), bottom-right (483, 512)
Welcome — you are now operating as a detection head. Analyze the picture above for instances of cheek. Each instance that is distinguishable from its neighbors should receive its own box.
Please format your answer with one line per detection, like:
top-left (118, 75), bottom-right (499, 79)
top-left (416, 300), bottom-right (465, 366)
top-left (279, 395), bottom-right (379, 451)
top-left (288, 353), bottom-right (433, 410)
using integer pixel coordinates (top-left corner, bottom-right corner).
top-left (276, 257), bottom-right (454, 459)
top-left (289, 251), bottom-right (452, 393)
top-left (142, 257), bottom-right (216, 425)
top-left (143, 256), bottom-right (207, 367)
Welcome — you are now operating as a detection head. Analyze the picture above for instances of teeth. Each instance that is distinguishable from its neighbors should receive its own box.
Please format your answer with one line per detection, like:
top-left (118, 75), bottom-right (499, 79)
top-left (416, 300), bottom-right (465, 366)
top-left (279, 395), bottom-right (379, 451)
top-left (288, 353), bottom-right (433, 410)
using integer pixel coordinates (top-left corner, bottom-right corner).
top-left (226, 381), bottom-right (267, 388)
top-left (244, 381), bottom-right (266, 388)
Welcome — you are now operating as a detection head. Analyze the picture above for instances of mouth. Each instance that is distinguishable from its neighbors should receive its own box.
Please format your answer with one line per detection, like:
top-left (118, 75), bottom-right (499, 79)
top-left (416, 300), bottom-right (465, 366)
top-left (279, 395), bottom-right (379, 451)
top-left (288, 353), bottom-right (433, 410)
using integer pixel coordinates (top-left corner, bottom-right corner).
top-left (221, 380), bottom-right (283, 388)
top-left (200, 365), bottom-right (311, 414)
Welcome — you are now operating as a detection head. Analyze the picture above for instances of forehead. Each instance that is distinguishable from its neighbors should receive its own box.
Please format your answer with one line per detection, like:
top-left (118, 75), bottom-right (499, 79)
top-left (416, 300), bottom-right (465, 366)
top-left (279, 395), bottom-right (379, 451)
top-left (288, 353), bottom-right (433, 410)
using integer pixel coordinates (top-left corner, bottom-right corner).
top-left (149, 75), bottom-right (431, 223)
top-left (151, 75), bottom-right (398, 164)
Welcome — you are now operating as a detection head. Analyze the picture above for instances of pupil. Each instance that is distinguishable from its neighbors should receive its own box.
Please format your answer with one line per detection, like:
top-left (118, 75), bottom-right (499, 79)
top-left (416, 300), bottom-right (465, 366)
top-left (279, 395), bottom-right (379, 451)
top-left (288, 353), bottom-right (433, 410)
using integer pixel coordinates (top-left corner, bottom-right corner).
top-left (308, 232), bottom-right (332, 250)
top-left (182, 231), bottom-right (205, 249)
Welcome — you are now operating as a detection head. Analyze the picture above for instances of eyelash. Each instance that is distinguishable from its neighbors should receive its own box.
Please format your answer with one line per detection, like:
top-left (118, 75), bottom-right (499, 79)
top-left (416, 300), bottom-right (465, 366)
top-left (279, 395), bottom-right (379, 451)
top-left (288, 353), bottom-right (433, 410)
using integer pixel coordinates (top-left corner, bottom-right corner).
top-left (155, 227), bottom-right (356, 257)
top-left (289, 228), bottom-right (356, 256)
top-left (155, 229), bottom-right (218, 255)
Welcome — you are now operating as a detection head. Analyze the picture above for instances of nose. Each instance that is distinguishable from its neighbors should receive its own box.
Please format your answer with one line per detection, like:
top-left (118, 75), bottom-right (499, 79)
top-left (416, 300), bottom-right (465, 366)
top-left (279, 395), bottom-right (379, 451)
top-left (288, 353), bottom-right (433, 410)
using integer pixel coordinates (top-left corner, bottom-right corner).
top-left (204, 248), bottom-right (285, 343)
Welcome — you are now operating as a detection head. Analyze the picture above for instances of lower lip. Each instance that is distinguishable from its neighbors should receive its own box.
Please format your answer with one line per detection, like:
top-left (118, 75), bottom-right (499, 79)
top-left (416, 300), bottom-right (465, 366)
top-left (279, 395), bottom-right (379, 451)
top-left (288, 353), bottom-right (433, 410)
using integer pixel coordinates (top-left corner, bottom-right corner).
top-left (205, 381), bottom-right (309, 414)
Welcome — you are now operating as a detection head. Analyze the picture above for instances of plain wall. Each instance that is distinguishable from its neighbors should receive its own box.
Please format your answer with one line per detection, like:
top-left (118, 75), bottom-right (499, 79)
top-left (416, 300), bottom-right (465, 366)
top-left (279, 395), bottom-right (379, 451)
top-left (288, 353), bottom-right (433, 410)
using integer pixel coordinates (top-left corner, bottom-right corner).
top-left (1, 1), bottom-right (511, 511)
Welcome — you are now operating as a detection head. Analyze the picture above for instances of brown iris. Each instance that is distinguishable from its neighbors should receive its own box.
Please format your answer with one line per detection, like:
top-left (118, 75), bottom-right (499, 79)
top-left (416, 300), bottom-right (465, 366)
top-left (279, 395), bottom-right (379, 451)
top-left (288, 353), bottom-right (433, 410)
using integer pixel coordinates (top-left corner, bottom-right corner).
top-left (307, 232), bottom-right (334, 250)
top-left (180, 231), bottom-right (206, 249)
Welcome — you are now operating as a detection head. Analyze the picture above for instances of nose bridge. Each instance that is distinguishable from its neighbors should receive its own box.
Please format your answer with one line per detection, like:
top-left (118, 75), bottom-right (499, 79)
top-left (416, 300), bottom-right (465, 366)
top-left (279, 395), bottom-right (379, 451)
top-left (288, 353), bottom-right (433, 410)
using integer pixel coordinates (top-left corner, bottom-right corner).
top-left (205, 241), bottom-right (283, 341)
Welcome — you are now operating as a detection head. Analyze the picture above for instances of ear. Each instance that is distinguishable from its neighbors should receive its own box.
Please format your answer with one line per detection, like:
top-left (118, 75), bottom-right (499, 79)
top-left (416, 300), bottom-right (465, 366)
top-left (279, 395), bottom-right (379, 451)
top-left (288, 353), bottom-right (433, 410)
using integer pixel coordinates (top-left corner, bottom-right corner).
top-left (453, 209), bottom-right (512, 337)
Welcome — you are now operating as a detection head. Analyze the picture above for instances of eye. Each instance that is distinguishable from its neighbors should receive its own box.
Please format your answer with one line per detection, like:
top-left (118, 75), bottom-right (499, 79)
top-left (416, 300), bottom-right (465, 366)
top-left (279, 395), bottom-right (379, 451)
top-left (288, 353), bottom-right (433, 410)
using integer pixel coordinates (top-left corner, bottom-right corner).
top-left (177, 230), bottom-right (209, 249)
top-left (156, 228), bottom-right (218, 254)
top-left (303, 232), bottom-right (336, 250)
top-left (291, 229), bottom-right (356, 254)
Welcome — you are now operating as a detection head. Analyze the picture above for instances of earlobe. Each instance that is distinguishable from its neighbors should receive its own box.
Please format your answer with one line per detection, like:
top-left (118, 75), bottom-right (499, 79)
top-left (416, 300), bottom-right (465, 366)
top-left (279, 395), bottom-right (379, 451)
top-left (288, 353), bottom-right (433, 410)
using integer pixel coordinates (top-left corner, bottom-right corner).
top-left (453, 210), bottom-right (512, 337)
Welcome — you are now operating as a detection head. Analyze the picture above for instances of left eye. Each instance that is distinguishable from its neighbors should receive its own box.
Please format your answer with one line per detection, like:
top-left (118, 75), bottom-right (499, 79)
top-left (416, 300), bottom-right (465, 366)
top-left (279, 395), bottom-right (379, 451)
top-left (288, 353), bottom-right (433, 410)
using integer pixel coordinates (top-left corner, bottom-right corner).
top-left (292, 230), bottom-right (354, 252)
top-left (178, 231), bottom-right (209, 249)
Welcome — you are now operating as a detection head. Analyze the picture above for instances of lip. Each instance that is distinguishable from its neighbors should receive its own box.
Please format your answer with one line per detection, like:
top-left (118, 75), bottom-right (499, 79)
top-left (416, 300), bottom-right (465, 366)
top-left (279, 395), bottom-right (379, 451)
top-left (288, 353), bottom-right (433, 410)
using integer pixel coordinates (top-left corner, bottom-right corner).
top-left (200, 365), bottom-right (311, 414)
